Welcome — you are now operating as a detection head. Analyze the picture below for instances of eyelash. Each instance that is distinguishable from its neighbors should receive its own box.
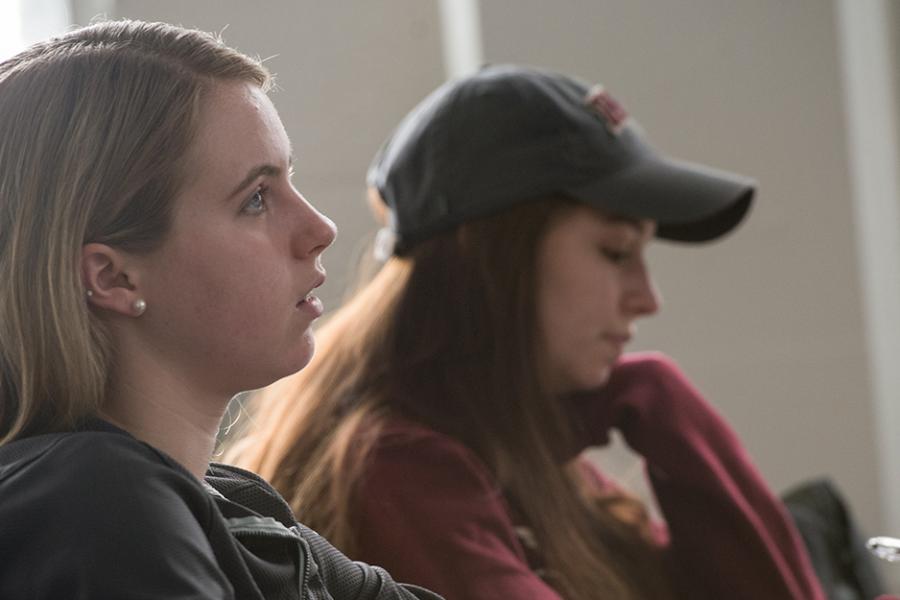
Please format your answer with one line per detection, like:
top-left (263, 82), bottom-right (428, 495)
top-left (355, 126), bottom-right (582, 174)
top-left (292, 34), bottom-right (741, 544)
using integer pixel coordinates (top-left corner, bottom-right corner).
top-left (601, 247), bottom-right (633, 265)
top-left (241, 185), bottom-right (269, 216)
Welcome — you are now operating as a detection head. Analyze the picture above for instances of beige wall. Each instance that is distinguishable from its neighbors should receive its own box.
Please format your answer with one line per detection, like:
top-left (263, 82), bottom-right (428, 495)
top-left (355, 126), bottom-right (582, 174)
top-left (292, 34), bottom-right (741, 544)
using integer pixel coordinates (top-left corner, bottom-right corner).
top-left (72, 0), bottom-right (899, 581)
top-left (893, 0), bottom-right (900, 168)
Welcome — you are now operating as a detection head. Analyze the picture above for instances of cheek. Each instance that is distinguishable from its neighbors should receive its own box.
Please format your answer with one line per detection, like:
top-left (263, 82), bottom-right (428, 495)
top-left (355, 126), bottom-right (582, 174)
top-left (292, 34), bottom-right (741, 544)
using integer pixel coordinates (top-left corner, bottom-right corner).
top-left (537, 276), bottom-right (622, 392)
top-left (538, 285), bottom-right (591, 370)
top-left (154, 241), bottom-right (285, 330)
top-left (540, 276), bottom-right (614, 337)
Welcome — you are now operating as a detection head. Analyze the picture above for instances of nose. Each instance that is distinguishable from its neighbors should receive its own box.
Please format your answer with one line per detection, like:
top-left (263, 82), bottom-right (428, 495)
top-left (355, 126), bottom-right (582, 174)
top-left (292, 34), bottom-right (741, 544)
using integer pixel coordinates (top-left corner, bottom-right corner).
top-left (290, 192), bottom-right (337, 259)
top-left (623, 263), bottom-right (662, 318)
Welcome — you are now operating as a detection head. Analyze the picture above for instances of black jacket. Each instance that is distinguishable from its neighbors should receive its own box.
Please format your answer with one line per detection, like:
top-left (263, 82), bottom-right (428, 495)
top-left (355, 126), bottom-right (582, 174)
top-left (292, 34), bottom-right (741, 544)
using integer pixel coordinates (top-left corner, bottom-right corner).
top-left (782, 478), bottom-right (885, 600)
top-left (0, 419), bottom-right (442, 600)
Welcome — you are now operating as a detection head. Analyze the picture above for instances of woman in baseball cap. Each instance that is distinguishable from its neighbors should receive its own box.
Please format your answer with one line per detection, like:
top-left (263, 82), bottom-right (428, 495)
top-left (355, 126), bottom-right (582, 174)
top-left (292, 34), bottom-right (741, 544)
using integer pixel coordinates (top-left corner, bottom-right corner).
top-left (231, 65), bottom-right (824, 599)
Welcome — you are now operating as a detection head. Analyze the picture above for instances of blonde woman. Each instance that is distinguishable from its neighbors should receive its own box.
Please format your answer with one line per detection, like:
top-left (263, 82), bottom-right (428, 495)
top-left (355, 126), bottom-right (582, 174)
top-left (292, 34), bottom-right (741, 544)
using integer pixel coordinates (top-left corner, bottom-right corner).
top-left (232, 66), bottom-right (825, 599)
top-left (0, 20), bottom-right (440, 600)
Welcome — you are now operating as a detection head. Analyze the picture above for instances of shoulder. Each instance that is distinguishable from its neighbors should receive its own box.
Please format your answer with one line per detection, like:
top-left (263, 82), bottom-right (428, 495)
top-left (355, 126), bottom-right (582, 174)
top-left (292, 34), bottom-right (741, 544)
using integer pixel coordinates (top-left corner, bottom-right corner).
top-left (358, 417), bottom-right (513, 529)
top-left (0, 429), bottom-right (215, 559)
top-left (367, 418), bottom-right (498, 496)
top-left (355, 419), bottom-right (554, 599)
top-left (0, 429), bottom-right (229, 597)
top-left (373, 417), bottom-right (485, 466)
top-left (0, 428), bottom-right (204, 510)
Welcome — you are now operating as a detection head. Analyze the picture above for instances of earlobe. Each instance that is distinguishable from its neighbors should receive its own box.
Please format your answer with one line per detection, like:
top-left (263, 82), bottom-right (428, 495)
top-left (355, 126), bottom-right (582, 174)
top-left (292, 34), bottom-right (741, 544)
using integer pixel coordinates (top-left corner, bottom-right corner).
top-left (81, 243), bottom-right (147, 318)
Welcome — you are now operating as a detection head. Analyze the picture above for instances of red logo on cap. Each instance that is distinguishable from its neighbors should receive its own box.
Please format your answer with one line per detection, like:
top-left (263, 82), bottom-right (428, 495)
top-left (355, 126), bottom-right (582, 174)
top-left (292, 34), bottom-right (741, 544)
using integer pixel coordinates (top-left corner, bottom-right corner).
top-left (585, 85), bottom-right (630, 135)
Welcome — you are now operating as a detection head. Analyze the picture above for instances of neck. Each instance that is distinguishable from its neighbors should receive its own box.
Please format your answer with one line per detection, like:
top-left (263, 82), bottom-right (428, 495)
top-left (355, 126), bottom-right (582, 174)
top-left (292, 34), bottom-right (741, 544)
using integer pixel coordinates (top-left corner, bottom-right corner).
top-left (102, 349), bottom-right (230, 480)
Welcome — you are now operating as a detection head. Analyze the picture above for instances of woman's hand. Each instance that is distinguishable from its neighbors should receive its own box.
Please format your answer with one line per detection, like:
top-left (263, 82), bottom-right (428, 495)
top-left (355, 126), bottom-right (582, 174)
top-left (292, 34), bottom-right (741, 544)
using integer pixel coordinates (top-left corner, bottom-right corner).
top-left (570, 352), bottom-right (826, 599)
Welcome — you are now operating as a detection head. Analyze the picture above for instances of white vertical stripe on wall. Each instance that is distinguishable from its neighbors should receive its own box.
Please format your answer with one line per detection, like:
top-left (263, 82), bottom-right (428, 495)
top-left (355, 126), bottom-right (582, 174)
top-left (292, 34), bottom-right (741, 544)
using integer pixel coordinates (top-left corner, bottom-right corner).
top-left (20, 0), bottom-right (69, 40)
top-left (836, 0), bottom-right (900, 536)
top-left (0, 1), bottom-right (24, 61)
top-left (2, 0), bottom-right (70, 60)
top-left (438, 0), bottom-right (483, 79)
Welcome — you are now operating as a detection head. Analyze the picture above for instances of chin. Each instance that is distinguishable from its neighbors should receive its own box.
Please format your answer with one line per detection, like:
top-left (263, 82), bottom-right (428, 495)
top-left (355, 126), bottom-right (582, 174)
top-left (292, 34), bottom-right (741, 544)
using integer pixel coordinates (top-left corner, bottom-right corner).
top-left (586, 366), bottom-right (613, 389)
top-left (561, 369), bottom-right (613, 396)
top-left (288, 335), bottom-right (317, 373)
top-left (247, 340), bottom-right (316, 392)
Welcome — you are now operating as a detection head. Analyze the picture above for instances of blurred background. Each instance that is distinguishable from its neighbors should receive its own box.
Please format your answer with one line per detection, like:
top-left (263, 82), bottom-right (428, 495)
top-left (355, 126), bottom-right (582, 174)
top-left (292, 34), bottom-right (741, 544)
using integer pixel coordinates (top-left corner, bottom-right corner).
top-left (4, 0), bottom-right (899, 587)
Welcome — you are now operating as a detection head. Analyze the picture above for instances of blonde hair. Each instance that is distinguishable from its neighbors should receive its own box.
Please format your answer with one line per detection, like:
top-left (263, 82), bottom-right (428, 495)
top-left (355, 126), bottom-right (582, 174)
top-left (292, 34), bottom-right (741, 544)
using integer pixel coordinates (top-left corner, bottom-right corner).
top-left (232, 197), bottom-right (673, 599)
top-left (0, 20), bottom-right (270, 444)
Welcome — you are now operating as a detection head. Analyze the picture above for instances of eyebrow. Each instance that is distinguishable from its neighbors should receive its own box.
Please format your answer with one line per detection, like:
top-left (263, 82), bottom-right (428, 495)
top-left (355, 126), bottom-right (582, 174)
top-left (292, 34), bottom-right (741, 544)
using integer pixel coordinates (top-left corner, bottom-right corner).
top-left (228, 155), bottom-right (294, 199)
top-left (605, 215), bottom-right (648, 232)
top-left (600, 215), bottom-right (657, 242)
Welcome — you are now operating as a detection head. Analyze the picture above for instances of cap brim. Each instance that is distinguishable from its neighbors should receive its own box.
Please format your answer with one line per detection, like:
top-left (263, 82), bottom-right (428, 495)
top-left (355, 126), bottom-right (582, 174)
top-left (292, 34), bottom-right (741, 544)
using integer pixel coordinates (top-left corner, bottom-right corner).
top-left (565, 157), bottom-right (755, 242)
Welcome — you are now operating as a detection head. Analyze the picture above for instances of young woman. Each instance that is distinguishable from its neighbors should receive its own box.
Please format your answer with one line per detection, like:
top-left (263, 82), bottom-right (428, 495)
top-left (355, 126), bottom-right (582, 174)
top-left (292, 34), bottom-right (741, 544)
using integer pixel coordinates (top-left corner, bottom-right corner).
top-left (231, 65), bottom-right (826, 599)
top-left (0, 20), bottom-right (440, 600)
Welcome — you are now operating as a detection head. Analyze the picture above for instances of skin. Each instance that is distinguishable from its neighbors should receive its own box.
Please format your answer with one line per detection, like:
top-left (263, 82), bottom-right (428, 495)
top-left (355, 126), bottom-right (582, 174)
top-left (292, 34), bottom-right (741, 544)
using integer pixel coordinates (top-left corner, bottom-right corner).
top-left (81, 81), bottom-right (336, 478)
top-left (536, 205), bottom-right (660, 396)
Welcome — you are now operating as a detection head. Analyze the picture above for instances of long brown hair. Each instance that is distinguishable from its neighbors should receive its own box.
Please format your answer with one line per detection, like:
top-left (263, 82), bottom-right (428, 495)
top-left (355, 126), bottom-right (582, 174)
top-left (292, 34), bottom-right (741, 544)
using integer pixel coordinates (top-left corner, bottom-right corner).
top-left (231, 197), bottom-right (672, 599)
top-left (0, 21), bottom-right (270, 444)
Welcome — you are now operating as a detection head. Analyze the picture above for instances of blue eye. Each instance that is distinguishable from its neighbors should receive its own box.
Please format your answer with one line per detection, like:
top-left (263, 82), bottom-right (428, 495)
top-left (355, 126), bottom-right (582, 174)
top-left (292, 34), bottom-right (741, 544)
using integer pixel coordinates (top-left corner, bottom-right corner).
top-left (241, 186), bottom-right (268, 215)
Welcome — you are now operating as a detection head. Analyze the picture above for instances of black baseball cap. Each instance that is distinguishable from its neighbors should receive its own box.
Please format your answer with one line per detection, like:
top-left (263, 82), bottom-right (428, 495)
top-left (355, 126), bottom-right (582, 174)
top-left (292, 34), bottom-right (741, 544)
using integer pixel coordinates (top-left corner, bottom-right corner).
top-left (367, 64), bottom-right (755, 251)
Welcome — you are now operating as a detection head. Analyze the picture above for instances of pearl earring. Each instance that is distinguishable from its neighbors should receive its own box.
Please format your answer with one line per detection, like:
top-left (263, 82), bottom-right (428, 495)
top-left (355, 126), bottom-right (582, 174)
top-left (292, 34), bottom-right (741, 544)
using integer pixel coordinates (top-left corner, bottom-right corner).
top-left (85, 289), bottom-right (94, 298)
top-left (132, 299), bottom-right (147, 316)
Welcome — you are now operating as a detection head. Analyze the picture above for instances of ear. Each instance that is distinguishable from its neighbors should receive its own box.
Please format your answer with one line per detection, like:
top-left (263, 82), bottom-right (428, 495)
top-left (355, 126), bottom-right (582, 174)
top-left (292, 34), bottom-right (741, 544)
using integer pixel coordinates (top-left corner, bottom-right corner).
top-left (81, 243), bottom-right (147, 318)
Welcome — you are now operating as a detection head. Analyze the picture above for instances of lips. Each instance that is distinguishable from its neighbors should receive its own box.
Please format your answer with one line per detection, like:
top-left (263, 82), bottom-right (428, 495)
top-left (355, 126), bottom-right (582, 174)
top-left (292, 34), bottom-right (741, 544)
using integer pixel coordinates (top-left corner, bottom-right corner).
top-left (603, 332), bottom-right (632, 358)
top-left (297, 294), bottom-right (324, 317)
top-left (296, 270), bottom-right (326, 312)
top-left (604, 332), bottom-right (632, 345)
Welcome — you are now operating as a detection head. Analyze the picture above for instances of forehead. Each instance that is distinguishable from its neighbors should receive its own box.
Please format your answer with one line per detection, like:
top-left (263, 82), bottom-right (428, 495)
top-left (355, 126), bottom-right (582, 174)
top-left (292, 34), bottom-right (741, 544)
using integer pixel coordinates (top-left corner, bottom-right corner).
top-left (182, 81), bottom-right (289, 189)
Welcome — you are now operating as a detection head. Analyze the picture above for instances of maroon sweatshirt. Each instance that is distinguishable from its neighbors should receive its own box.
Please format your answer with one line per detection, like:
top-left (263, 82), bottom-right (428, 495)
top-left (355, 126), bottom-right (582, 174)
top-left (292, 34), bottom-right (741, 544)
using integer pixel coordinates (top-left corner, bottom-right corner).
top-left (353, 352), bottom-right (825, 599)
